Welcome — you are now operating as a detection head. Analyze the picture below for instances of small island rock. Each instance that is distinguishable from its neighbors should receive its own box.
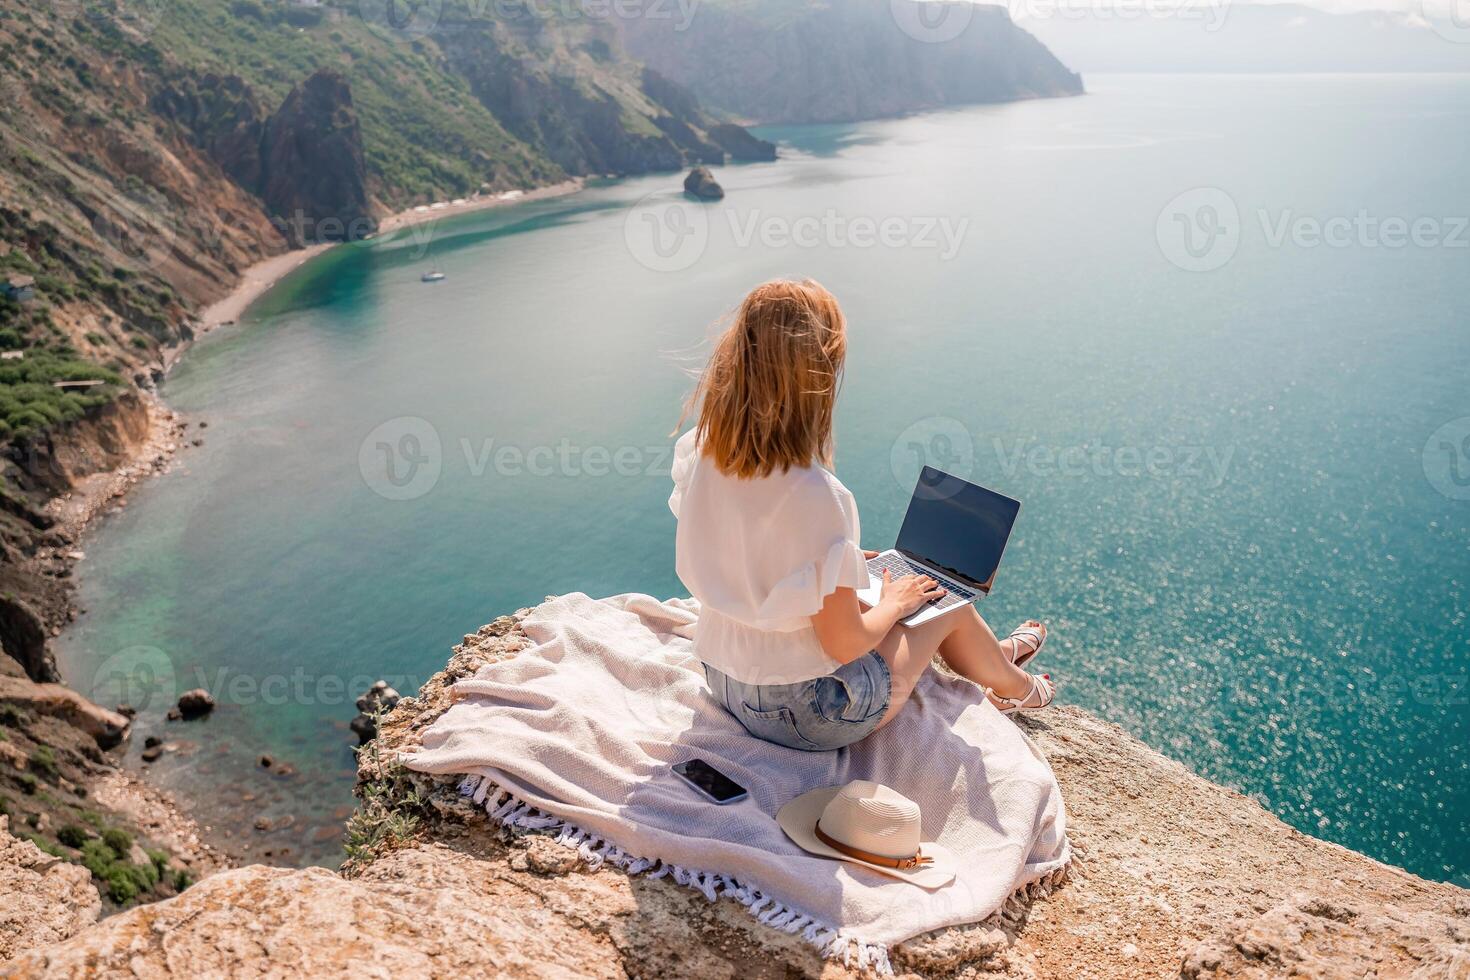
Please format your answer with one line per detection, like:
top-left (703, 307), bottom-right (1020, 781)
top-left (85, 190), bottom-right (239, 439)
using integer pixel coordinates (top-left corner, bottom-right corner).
top-left (682, 166), bottom-right (724, 200)
top-left (175, 689), bottom-right (216, 720)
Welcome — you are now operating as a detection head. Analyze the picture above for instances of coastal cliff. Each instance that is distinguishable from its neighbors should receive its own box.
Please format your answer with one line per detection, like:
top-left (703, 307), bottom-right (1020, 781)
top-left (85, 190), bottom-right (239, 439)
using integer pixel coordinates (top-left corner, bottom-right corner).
top-left (5, 606), bottom-right (1465, 976)
top-left (618, 0), bottom-right (1084, 125)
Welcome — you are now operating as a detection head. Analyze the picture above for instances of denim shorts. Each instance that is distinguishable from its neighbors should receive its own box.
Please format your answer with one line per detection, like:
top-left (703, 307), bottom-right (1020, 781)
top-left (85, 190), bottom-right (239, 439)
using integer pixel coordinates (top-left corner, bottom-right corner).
top-left (703, 652), bottom-right (892, 752)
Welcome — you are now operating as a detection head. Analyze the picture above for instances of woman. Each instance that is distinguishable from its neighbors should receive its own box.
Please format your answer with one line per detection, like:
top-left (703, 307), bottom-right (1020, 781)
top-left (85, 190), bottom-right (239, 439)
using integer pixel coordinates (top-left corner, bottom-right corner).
top-left (670, 279), bottom-right (1054, 752)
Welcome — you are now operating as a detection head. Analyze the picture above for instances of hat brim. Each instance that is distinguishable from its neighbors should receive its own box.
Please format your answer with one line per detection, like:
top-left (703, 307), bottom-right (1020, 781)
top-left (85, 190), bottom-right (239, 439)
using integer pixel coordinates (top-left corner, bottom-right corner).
top-left (776, 786), bottom-right (957, 889)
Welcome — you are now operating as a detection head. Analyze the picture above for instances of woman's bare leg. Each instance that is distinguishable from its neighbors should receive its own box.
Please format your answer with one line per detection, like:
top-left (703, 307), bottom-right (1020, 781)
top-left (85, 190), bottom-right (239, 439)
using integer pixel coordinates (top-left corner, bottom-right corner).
top-left (871, 606), bottom-right (1040, 729)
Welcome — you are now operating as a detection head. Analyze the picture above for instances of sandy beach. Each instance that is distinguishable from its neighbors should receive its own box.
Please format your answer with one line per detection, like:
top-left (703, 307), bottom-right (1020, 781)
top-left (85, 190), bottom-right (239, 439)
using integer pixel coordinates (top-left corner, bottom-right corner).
top-left (197, 178), bottom-right (586, 335)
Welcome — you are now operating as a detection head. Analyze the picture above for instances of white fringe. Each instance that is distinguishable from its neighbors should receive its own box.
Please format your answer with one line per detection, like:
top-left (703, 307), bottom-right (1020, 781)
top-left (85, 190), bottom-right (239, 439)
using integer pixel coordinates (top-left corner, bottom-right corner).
top-left (453, 773), bottom-right (1070, 976)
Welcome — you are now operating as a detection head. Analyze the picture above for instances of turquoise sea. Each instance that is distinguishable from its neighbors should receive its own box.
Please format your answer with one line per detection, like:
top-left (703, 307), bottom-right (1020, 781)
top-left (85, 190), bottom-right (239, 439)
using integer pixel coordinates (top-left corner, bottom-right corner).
top-left (60, 75), bottom-right (1469, 878)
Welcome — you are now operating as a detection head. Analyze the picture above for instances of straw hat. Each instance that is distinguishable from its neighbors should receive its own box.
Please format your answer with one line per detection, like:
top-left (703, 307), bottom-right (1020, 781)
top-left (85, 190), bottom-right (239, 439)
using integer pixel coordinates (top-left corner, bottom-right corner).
top-left (776, 780), bottom-right (957, 888)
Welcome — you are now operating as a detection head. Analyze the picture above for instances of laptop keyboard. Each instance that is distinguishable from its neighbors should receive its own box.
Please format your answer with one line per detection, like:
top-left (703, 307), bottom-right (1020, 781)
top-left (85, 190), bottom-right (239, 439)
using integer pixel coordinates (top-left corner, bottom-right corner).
top-left (866, 553), bottom-right (976, 612)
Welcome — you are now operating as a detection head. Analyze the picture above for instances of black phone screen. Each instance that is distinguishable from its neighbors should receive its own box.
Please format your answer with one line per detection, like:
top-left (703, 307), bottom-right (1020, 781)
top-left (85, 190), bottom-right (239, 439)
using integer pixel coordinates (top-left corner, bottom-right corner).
top-left (672, 759), bottom-right (747, 802)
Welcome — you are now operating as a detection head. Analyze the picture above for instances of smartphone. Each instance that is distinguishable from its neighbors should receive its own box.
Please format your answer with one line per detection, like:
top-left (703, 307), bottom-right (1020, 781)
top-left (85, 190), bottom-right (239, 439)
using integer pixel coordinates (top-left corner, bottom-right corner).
top-left (672, 759), bottom-right (749, 805)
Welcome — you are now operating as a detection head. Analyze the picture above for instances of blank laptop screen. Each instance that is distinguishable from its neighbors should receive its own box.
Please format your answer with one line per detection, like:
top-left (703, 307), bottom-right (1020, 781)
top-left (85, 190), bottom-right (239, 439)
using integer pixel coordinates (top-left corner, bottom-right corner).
top-left (895, 467), bottom-right (1021, 593)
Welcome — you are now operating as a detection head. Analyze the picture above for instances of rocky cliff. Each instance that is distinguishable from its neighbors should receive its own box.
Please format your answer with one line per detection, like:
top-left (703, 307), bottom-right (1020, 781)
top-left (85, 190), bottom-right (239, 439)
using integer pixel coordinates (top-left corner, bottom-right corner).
top-left (618, 0), bottom-right (1084, 125)
top-left (4, 606), bottom-right (1465, 977)
top-left (259, 71), bottom-right (376, 244)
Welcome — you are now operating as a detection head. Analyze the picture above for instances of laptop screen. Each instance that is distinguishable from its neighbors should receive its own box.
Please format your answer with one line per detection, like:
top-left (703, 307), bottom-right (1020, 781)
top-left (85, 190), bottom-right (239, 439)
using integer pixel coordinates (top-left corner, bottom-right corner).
top-left (895, 467), bottom-right (1021, 593)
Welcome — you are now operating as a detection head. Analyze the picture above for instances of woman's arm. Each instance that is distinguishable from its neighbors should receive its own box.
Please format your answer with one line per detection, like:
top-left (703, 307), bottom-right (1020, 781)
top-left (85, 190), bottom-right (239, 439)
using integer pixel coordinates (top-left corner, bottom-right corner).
top-left (810, 569), bottom-right (945, 664)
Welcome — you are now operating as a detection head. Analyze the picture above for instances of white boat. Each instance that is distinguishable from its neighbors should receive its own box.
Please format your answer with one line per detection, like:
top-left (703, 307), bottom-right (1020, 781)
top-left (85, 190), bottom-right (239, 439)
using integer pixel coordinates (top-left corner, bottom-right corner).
top-left (421, 271), bottom-right (446, 283)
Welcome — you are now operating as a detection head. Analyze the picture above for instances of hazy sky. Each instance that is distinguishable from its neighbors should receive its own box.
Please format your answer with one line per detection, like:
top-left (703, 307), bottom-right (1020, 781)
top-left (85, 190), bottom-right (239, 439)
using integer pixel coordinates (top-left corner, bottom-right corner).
top-left (995, 0), bottom-right (1461, 17)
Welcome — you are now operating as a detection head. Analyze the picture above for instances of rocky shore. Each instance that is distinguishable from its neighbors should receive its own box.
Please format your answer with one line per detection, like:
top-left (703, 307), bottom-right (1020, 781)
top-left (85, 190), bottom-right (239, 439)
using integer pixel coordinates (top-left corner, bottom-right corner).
top-left (5, 606), bottom-right (1466, 977)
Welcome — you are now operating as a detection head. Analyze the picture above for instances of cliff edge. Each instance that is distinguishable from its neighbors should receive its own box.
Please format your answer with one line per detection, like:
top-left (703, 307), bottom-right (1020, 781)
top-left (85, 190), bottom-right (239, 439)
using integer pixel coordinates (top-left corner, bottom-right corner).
top-left (5, 606), bottom-right (1467, 977)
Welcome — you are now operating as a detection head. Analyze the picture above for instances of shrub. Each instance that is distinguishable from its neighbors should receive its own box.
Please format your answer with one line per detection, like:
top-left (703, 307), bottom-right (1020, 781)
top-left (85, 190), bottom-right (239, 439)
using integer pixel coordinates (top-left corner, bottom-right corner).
top-left (79, 837), bottom-right (117, 877)
top-left (102, 864), bottom-right (141, 903)
top-left (101, 827), bottom-right (132, 856)
top-left (0, 704), bottom-right (30, 727)
top-left (56, 824), bottom-right (91, 848)
top-left (26, 835), bottom-right (67, 859)
top-left (17, 773), bottom-right (37, 795)
top-left (28, 745), bottom-right (57, 778)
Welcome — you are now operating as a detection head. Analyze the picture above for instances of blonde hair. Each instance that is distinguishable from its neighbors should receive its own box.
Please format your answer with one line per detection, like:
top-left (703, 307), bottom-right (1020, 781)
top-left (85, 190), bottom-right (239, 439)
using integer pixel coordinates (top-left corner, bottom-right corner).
top-left (681, 279), bottom-right (847, 479)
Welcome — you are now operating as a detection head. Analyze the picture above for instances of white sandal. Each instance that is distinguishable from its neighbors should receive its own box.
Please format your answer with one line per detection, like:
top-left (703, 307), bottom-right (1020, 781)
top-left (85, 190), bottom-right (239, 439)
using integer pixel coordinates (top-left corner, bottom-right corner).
top-left (1007, 622), bottom-right (1047, 669)
top-left (991, 673), bottom-right (1055, 715)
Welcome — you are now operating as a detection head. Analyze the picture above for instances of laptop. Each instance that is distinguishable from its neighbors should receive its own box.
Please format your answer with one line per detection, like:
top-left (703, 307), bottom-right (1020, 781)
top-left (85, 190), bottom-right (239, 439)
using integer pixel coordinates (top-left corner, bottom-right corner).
top-left (855, 466), bottom-right (1021, 628)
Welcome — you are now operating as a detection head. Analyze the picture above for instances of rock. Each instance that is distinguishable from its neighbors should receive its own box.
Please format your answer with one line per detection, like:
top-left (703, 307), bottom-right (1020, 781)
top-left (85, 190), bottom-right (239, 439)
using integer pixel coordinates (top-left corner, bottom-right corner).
top-left (141, 745), bottom-right (163, 763)
top-left (354, 680), bottom-right (401, 715)
top-left (0, 674), bottom-right (131, 749)
top-left (10, 605), bottom-right (1470, 978)
top-left (175, 688), bottom-right (216, 720)
top-left (0, 816), bottom-right (100, 960)
top-left (166, 707), bottom-right (182, 722)
top-left (258, 754), bottom-right (273, 769)
top-left (150, 71), bottom-right (266, 189)
top-left (349, 714), bottom-right (377, 745)
top-left (351, 680), bottom-right (401, 745)
top-left (114, 703), bottom-right (136, 718)
top-left (0, 593), bottom-right (56, 682)
top-left (707, 123), bottom-right (777, 162)
top-left (518, 836), bottom-right (580, 877)
top-left (260, 70), bottom-right (377, 245)
top-left (682, 165), bottom-right (724, 200)
top-left (144, 735), bottom-right (162, 749)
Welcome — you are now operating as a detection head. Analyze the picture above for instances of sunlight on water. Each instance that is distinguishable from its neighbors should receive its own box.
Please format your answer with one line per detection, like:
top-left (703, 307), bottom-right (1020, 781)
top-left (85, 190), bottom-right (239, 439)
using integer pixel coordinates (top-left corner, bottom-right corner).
top-left (60, 75), bottom-right (1470, 877)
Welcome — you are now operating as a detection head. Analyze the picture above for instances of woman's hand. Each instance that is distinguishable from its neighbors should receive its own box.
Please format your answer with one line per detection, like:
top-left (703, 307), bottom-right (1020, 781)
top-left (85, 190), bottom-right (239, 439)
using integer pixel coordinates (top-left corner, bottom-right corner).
top-left (879, 568), bottom-right (946, 617)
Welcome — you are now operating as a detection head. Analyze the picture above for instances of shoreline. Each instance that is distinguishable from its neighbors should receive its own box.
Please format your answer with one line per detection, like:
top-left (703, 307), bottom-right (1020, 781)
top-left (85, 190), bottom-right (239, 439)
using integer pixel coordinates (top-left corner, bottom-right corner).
top-left (196, 177), bottom-right (585, 336)
top-left (42, 175), bottom-right (591, 869)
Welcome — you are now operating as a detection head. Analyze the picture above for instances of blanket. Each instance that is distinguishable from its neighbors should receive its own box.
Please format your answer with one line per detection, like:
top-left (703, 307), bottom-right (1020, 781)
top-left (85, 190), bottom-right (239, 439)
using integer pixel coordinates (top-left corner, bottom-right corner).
top-left (402, 593), bottom-right (1071, 972)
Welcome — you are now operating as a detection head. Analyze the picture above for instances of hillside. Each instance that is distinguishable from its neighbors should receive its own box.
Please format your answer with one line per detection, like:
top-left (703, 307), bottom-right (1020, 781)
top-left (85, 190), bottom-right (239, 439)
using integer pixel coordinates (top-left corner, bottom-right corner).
top-left (0, 0), bottom-right (778, 693)
top-left (617, 0), bottom-right (1084, 124)
top-left (4, 605), bottom-right (1466, 976)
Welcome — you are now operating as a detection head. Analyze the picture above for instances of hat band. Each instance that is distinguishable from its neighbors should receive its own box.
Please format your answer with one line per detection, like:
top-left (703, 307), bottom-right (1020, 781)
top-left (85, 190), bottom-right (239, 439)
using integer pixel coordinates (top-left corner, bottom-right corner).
top-left (814, 821), bottom-right (932, 871)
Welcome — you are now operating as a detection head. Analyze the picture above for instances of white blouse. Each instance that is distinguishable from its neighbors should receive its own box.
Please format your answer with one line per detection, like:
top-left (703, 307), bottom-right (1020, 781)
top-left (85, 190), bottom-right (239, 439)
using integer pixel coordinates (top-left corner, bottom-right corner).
top-left (669, 429), bottom-right (871, 686)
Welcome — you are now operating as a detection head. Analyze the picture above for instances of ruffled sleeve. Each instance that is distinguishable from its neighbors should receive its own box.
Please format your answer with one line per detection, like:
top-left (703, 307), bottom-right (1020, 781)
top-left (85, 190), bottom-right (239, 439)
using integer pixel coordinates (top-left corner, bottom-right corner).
top-left (749, 478), bottom-right (870, 630)
top-left (668, 429), bottom-right (699, 518)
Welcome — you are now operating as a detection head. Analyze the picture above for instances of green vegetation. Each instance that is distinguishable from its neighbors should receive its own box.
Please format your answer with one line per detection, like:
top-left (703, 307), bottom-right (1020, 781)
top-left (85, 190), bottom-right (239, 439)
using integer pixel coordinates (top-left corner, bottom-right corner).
top-left (344, 738), bottom-right (425, 866)
top-left (0, 207), bottom-right (134, 442)
top-left (102, 827), bottom-right (133, 855)
top-left (0, 704), bottom-right (31, 728)
top-left (143, 0), bottom-right (563, 204)
top-left (56, 823), bottom-right (92, 848)
top-left (77, 836), bottom-right (161, 903)
top-left (26, 834), bottom-right (68, 859)
top-left (28, 745), bottom-right (57, 777)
